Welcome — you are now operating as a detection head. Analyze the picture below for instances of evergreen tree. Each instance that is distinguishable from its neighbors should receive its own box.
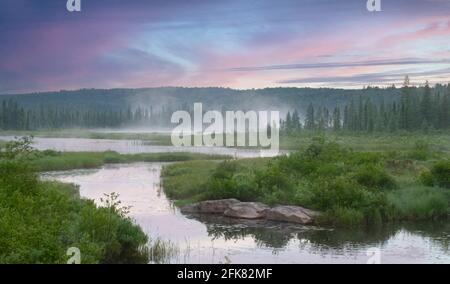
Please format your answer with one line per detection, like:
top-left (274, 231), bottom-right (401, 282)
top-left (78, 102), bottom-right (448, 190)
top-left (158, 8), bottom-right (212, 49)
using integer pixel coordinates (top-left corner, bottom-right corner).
top-left (421, 81), bottom-right (433, 125)
top-left (304, 103), bottom-right (315, 130)
top-left (291, 110), bottom-right (301, 131)
top-left (440, 92), bottom-right (450, 129)
top-left (285, 112), bottom-right (292, 133)
top-left (332, 107), bottom-right (341, 131)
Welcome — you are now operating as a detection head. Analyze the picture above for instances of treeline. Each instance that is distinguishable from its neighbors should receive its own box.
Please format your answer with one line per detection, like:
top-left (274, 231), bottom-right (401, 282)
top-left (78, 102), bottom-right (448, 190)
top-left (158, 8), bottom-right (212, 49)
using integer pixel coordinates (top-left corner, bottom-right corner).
top-left (1, 81), bottom-right (449, 132)
top-left (0, 101), bottom-right (178, 130)
top-left (282, 80), bottom-right (450, 133)
top-left (1, 86), bottom-right (399, 113)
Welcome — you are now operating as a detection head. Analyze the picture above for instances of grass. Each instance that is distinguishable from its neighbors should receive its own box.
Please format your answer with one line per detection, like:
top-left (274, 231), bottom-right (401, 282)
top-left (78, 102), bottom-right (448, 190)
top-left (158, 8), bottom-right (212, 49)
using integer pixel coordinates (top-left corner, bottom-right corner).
top-left (162, 138), bottom-right (450, 227)
top-left (32, 150), bottom-right (230, 172)
top-left (0, 137), bottom-right (183, 264)
top-left (0, 129), bottom-right (173, 145)
top-left (162, 160), bottom-right (221, 206)
top-left (148, 238), bottom-right (179, 264)
top-left (3, 133), bottom-right (450, 228)
top-left (280, 131), bottom-right (450, 153)
top-left (388, 186), bottom-right (449, 220)
top-left (4, 130), bottom-right (450, 152)
top-left (0, 151), bottom-right (151, 263)
top-left (162, 157), bottom-right (271, 206)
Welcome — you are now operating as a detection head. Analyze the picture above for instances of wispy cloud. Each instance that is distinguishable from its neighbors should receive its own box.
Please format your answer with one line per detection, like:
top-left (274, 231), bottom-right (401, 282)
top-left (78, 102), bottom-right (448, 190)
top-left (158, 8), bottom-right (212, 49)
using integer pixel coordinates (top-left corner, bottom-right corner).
top-left (278, 67), bottom-right (450, 84)
top-left (1, 0), bottom-right (450, 93)
top-left (227, 58), bottom-right (450, 72)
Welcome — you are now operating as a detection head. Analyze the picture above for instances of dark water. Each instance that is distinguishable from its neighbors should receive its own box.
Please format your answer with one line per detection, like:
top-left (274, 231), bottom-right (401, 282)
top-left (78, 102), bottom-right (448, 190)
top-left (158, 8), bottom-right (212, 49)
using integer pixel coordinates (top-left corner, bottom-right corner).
top-left (42, 163), bottom-right (450, 264)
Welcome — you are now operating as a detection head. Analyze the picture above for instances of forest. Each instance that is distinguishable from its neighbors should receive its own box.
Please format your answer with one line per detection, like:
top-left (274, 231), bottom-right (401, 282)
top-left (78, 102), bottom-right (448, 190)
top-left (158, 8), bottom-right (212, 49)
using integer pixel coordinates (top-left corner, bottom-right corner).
top-left (1, 79), bottom-right (449, 133)
top-left (282, 79), bottom-right (450, 133)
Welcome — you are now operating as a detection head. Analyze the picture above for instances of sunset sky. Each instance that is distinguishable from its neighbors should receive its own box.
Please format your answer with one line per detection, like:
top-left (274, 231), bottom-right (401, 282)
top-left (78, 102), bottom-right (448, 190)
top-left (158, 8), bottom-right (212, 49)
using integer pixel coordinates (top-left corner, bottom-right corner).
top-left (1, 0), bottom-right (450, 93)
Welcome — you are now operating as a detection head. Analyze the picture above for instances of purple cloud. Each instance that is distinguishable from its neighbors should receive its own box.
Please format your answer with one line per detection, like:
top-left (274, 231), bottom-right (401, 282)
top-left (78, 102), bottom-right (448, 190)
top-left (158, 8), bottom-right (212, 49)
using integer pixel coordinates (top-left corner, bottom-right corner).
top-left (1, 0), bottom-right (450, 93)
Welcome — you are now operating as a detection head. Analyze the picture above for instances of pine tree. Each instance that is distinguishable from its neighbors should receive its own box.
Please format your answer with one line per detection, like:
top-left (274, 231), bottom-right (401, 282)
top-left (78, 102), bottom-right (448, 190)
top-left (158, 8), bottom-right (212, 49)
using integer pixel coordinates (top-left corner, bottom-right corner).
top-left (304, 103), bottom-right (315, 130)
top-left (292, 110), bottom-right (301, 131)
top-left (440, 92), bottom-right (450, 129)
top-left (285, 112), bottom-right (292, 133)
top-left (421, 81), bottom-right (433, 125)
top-left (332, 107), bottom-right (341, 131)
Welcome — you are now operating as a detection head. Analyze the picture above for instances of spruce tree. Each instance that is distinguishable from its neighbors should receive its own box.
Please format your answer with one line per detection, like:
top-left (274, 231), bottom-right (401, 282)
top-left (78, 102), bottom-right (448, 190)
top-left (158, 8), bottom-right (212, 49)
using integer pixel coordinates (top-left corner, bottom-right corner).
top-left (421, 81), bottom-right (433, 125)
top-left (332, 107), bottom-right (341, 131)
top-left (304, 103), bottom-right (315, 130)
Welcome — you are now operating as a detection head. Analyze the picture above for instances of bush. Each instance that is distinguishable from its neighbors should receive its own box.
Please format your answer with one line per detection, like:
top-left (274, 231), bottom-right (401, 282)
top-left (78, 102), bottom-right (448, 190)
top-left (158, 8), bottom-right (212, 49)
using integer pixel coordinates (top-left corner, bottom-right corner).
top-left (307, 177), bottom-right (388, 213)
top-left (430, 161), bottom-right (450, 188)
top-left (279, 140), bottom-right (350, 176)
top-left (212, 160), bottom-right (238, 180)
top-left (40, 150), bottom-right (61, 157)
top-left (103, 151), bottom-right (124, 163)
top-left (407, 141), bottom-right (431, 161)
top-left (231, 172), bottom-right (260, 201)
top-left (419, 171), bottom-right (434, 187)
top-left (388, 186), bottom-right (449, 220)
top-left (0, 138), bottom-right (150, 263)
top-left (162, 139), bottom-right (449, 227)
top-left (319, 207), bottom-right (365, 228)
top-left (162, 160), bottom-right (219, 203)
top-left (354, 165), bottom-right (397, 189)
top-left (420, 161), bottom-right (450, 189)
top-left (206, 178), bottom-right (239, 200)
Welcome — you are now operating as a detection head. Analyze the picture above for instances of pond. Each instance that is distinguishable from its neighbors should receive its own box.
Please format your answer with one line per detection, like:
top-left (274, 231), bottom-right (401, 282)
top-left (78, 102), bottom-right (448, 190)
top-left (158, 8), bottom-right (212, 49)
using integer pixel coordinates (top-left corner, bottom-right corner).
top-left (0, 136), bottom-right (273, 158)
top-left (42, 163), bottom-right (450, 264)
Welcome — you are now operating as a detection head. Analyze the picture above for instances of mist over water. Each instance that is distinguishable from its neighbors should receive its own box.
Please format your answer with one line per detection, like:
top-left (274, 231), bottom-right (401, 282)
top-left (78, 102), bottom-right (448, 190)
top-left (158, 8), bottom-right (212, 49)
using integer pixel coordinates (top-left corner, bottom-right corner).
top-left (89, 127), bottom-right (175, 134)
top-left (0, 136), bottom-right (268, 158)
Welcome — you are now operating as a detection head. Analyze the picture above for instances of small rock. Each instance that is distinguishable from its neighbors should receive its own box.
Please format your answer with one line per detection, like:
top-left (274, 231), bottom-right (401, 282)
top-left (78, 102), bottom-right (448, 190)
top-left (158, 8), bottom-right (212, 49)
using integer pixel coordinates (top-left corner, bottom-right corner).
top-left (266, 206), bottom-right (319, 225)
top-left (224, 202), bottom-right (270, 219)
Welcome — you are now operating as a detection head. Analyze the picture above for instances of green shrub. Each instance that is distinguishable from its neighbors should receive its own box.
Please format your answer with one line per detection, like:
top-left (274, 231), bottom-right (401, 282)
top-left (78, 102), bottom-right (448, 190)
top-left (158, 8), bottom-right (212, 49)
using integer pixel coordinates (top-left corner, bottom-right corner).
top-left (212, 160), bottom-right (238, 179)
top-left (407, 141), bottom-right (431, 161)
top-left (103, 152), bottom-right (126, 163)
top-left (419, 171), bottom-right (435, 187)
top-left (40, 150), bottom-right (61, 157)
top-left (231, 172), bottom-right (260, 202)
top-left (161, 139), bottom-right (450, 227)
top-left (388, 186), bottom-right (449, 220)
top-left (319, 207), bottom-right (365, 227)
top-left (162, 160), bottom-right (219, 203)
top-left (431, 161), bottom-right (450, 188)
top-left (0, 138), bottom-right (150, 264)
top-left (354, 165), bottom-right (397, 189)
top-left (206, 178), bottom-right (238, 200)
top-left (350, 152), bottom-right (384, 165)
top-left (307, 177), bottom-right (390, 219)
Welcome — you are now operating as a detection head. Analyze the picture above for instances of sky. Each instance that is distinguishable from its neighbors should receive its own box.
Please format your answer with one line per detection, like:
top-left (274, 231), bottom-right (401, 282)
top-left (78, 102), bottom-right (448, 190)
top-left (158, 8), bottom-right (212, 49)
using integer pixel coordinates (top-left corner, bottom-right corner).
top-left (0, 0), bottom-right (450, 94)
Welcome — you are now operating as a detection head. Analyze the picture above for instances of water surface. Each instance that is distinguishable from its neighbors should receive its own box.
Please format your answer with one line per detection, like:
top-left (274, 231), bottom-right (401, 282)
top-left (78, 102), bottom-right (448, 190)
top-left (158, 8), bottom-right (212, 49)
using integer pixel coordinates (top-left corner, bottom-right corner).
top-left (0, 136), bottom-right (269, 158)
top-left (42, 163), bottom-right (450, 264)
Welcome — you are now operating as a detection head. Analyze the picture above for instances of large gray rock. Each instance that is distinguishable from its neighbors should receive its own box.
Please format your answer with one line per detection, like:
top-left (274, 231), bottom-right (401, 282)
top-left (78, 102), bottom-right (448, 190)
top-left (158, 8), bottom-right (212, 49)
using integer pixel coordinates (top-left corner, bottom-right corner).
top-left (180, 199), bottom-right (240, 214)
top-left (224, 202), bottom-right (270, 219)
top-left (266, 206), bottom-right (319, 225)
top-left (180, 200), bottom-right (320, 225)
